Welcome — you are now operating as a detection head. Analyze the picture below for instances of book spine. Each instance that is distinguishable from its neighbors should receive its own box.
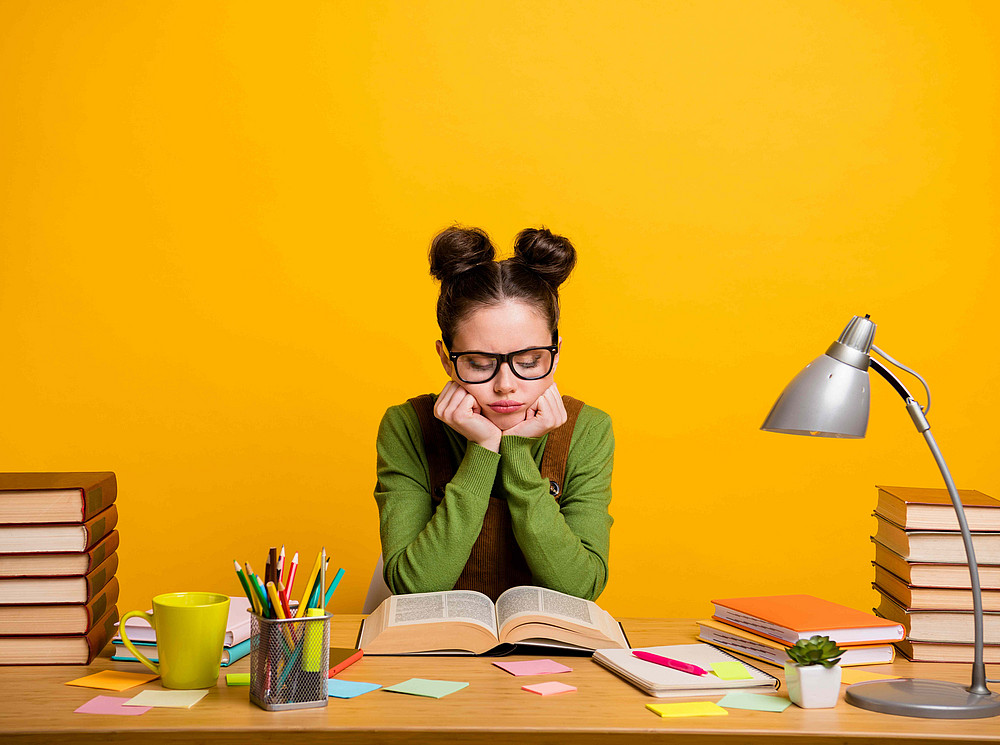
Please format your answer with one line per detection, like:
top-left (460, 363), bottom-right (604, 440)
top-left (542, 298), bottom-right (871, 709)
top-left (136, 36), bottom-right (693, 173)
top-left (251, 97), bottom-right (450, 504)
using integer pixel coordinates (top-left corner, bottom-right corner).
top-left (84, 552), bottom-right (118, 598)
top-left (82, 505), bottom-right (118, 552)
top-left (81, 474), bottom-right (117, 522)
top-left (88, 577), bottom-right (119, 625)
top-left (84, 606), bottom-right (120, 664)
top-left (86, 531), bottom-right (120, 573)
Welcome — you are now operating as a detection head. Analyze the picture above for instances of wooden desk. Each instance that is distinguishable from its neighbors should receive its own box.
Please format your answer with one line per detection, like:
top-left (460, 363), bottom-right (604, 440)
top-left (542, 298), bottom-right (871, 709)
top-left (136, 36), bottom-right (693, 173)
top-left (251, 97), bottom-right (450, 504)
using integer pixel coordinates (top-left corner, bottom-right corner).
top-left (1, 616), bottom-right (998, 744)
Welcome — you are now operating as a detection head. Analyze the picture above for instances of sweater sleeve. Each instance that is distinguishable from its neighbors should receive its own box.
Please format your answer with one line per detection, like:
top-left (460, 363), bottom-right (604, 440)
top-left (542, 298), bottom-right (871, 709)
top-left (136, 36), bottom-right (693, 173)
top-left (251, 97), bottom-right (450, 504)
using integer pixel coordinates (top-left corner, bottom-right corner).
top-left (500, 407), bottom-right (614, 601)
top-left (374, 403), bottom-right (501, 594)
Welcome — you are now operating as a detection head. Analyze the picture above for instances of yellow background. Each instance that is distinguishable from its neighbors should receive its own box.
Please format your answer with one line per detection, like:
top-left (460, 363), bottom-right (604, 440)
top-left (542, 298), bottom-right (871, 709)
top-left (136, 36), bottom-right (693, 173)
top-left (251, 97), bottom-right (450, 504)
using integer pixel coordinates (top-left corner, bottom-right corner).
top-left (1, 1), bottom-right (998, 620)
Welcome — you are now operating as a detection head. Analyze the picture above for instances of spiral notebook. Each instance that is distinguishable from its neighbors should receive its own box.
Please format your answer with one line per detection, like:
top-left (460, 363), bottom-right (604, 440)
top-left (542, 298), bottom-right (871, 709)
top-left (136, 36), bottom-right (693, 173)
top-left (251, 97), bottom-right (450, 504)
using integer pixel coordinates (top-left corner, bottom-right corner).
top-left (592, 643), bottom-right (780, 698)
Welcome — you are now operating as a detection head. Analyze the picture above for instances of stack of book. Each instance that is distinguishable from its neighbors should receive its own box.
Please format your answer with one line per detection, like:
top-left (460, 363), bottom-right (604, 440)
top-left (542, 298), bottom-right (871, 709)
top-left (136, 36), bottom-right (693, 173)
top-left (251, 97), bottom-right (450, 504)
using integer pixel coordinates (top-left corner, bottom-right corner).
top-left (697, 594), bottom-right (903, 667)
top-left (871, 484), bottom-right (1000, 663)
top-left (0, 472), bottom-right (120, 665)
top-left (111, 596), bottom-right (253, 666)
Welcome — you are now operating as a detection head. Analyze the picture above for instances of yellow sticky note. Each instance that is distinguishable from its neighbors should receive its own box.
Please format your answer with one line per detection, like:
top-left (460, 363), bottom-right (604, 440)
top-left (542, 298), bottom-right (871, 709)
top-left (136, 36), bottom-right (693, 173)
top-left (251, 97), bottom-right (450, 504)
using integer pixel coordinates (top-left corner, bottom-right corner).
top-left (646, 702), bottom-right (728, 718)
top-left (841, 669), bottom-right (901, 685)
top-left (226, 673), bottom-right (251, 686)
top-left (65, 671), bottom-right (160, 692)
top-left (711, 661), bottom-right (752, 680)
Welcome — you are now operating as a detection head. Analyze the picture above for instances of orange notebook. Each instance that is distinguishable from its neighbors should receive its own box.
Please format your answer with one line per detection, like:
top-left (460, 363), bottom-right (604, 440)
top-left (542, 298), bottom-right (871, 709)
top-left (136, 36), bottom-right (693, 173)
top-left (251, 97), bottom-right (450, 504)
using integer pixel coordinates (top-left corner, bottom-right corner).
top-left (711, 594), bottom-right (905, 646)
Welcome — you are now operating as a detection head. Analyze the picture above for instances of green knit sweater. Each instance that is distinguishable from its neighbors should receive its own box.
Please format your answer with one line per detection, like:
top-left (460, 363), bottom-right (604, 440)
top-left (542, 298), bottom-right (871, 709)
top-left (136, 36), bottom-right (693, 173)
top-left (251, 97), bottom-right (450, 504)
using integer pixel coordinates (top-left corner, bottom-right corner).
top-left (374, 395), bottom-right (614, 601)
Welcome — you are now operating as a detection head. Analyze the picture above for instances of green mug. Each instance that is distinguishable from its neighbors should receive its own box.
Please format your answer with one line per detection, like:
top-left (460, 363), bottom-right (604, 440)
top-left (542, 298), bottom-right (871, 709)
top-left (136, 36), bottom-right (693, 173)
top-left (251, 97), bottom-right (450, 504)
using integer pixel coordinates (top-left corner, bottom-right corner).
top-left (119, 592), bottom-right (230, 689)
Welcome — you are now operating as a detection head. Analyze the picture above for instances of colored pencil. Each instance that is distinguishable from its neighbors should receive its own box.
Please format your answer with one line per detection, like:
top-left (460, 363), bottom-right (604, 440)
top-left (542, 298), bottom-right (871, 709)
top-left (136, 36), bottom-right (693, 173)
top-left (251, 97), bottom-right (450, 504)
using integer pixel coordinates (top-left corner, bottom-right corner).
top-left (277, 545), bottom-right (285, 584)
top-left (266, 580), bottom-right (295, 646)
top-left (324, 567), bottom-right (346, 607)
top-left (294, 550), bottom-right (324, 618)
top-left (233, 560), bottom-right (258, 614)
top-left (245, 562), bottom-right (265, 614)
top-left (284, 552), bottom-right (299, 605)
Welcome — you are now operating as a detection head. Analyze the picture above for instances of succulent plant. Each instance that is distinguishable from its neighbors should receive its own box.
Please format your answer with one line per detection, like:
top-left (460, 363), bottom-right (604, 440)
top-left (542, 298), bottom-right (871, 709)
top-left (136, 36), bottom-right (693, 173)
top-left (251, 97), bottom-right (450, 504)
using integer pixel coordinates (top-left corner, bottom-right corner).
top-left (787, 635), bottom-right (845, 668)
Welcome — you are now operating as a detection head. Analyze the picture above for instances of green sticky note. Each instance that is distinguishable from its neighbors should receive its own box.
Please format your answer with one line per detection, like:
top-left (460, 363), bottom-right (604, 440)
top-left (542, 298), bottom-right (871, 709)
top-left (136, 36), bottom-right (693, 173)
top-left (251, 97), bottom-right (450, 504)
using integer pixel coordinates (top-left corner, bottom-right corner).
top-left (717, 692), bottom-right (792, 712)
top-left (226, 673), bottom-right (251, 686)
top-left (383, 678), bottom-right (468, 699)
top-left (646, 701), bottom-right (728, 718)
top-left (711, 661), bottom-right (753, 680)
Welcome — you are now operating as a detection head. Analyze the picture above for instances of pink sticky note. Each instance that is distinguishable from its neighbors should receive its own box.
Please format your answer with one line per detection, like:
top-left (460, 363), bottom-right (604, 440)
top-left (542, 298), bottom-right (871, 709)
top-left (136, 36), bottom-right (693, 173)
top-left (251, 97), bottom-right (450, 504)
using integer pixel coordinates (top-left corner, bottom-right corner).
top-left (522, 681), bottom-right (577, 696)
top-left (75, 695), bottom-right (151, 716)
top-left (493, 659), bottom-right (573, 676)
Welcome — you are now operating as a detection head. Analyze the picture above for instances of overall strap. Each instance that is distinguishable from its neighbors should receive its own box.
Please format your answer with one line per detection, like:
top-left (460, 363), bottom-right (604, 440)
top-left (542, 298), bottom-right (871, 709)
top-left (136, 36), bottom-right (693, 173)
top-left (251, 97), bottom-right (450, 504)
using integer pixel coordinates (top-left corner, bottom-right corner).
top-left (407, 394), bottom-right (454, 501)
top-left (539, 396), bottom-right (586, 499)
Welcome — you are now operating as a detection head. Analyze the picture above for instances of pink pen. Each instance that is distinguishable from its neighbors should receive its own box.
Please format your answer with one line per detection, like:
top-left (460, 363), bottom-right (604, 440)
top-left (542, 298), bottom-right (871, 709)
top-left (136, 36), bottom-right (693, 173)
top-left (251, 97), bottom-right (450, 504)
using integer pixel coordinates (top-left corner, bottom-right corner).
top-left (632, 650), bottom-right (708, 676)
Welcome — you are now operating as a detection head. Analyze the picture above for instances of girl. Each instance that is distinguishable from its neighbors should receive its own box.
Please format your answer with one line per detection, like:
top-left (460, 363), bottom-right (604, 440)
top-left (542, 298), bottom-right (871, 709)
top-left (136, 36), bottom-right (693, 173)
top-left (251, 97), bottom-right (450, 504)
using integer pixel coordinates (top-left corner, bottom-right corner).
top-left (374, 225), bottom-right (614, 601)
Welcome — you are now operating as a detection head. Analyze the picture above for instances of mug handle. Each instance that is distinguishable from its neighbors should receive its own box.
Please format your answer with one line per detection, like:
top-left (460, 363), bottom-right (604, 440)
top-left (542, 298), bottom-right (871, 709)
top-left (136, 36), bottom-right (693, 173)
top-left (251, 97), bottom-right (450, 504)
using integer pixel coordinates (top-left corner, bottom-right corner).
top-left (118, 610), bottom-right (160, 676)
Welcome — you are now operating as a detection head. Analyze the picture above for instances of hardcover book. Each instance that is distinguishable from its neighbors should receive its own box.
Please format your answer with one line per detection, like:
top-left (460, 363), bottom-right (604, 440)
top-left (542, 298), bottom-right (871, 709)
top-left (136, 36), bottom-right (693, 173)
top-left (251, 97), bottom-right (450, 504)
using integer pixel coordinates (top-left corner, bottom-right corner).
top-left (0, 505), bottom-right (118, 554)
top-left (0, 472), bottom-right (117, 525)
top-left (874, 593), bottom-right (1000, 644)
top-left (871, 540), bottom-right (1000, 590)
top-left (696, 618), bottom-right (895, 667)
top-left (875, 485), bottom-right (1000, 532)
top-left (873, 515), bottom-right (1000, 564)
top-left (872, 565), bottom-right (1000, 612)
top-left (711, 594), bottom-right (905, 646)
top-left (0, 605), bottom-right (118, 665)
top-left (0, 553), bottom-right (117, 605)
top-left (894, 638), bottom-right (1000, 664)
top-left (0, 579), bottom-right (119, 635)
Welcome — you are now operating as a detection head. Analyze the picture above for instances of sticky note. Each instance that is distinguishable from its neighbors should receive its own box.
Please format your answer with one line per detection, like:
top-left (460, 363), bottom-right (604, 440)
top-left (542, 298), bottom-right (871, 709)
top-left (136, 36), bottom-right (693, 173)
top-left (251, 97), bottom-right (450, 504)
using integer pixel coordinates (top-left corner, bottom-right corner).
top-left (124, 689), bottom-right (208, 708)
top-left (383, 678), bottom-right (469, 699)
top-left (226, 673), bottom-right (251, 686)
top-left (65, 670), bottom-right (160, 691)
top-left (841, 668), bottom-right (901, 685)
top-left (328, 679), bottom-right (381, 698)
top-left (75, 695), bottom-right (151, 716)
top-left (522, 681), bottom-right (577, 696)
top-left (646, 702), bottom-right (728, 718)
top-left (717, 692), bottom-right (792, 712)
top-left (493, 659), bottom-right (572, 676)
top-left (710, 661), bottom-right (752, 680)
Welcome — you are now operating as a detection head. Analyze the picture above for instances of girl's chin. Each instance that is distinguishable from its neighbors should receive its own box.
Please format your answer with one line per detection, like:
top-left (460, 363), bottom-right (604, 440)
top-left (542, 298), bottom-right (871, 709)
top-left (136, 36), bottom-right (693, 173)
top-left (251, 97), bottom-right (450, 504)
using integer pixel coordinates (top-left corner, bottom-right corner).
top-left (483, 409), bottom-right (525, 429)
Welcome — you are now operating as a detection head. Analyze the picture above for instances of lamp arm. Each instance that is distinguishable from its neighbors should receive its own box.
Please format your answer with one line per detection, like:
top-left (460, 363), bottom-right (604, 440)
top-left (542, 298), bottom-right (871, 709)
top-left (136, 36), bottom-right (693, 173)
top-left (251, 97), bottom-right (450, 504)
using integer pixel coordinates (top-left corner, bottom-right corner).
top-left (870, 358), bottom-right (994, 693)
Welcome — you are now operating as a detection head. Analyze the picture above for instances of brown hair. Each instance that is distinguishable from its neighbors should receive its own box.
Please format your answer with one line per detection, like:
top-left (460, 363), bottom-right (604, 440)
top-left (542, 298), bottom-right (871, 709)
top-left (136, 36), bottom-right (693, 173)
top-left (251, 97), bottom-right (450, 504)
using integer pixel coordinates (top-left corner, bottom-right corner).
top-left (429, 225), bottom-right (577, 349)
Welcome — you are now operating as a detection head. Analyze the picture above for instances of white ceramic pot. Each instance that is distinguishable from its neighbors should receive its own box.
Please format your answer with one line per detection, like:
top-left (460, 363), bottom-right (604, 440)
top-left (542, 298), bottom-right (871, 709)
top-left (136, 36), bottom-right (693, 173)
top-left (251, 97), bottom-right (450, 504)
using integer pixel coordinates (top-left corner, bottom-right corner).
top-left (784, 662), bottom-right (842, 708)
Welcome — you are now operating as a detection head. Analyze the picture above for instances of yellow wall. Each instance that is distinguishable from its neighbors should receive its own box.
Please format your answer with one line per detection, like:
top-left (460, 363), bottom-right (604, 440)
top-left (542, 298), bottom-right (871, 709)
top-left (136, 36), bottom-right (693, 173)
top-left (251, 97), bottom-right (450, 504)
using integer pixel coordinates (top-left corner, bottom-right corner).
top-left (2, 1), bottom-right (998, 620)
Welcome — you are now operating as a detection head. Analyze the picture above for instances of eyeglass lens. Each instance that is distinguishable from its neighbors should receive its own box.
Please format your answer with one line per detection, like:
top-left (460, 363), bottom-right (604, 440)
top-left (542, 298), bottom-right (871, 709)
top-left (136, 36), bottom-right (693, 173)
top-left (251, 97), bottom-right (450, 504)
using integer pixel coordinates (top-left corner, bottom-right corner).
top-left (455, 349), bottom-right (553, 383)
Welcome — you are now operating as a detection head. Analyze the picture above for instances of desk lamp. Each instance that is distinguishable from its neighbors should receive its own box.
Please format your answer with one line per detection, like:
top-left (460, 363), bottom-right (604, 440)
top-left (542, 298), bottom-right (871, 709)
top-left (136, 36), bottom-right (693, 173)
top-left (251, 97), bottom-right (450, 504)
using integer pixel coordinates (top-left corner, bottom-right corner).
top-left (761, 314), bottom-right (1000, 719)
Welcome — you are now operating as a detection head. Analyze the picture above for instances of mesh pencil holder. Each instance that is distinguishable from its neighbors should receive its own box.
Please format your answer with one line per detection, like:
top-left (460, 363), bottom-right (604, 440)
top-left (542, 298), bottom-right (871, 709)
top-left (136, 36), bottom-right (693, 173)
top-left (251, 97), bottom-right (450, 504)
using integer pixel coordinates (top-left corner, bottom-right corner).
top-left (249, 612), bottom-right (331, 711)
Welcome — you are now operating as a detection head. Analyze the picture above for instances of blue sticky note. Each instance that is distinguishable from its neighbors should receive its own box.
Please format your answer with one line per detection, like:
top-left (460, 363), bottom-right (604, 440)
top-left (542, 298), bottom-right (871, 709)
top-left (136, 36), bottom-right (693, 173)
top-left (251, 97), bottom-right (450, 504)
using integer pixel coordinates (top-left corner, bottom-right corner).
top-left (328, 679), bottom-right (381, 699)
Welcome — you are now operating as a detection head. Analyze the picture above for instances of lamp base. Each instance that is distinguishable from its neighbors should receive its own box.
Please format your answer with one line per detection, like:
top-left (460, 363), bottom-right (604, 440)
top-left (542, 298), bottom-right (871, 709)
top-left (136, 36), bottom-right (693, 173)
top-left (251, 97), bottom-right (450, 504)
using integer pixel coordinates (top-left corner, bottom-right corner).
top-left (845, 679), bottom-right (1000, 719)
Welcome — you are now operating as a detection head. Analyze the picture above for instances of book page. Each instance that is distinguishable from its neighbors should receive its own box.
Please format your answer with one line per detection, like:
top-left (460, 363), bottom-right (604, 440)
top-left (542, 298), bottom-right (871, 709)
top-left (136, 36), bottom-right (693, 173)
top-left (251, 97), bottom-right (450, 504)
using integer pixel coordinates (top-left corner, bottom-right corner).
top-left (495, 586), bottom-right (595, 630)
top-left (388, 591), bottom-right (497, 635)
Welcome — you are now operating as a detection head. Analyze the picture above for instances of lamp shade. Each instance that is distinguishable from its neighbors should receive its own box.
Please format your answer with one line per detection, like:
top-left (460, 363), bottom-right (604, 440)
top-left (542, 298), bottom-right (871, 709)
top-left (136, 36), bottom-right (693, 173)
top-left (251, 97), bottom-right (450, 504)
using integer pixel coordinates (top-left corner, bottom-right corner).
top-left (760, 353), bottom-right (870, 438)
top-left (761, 316), bottom-right (878, 438)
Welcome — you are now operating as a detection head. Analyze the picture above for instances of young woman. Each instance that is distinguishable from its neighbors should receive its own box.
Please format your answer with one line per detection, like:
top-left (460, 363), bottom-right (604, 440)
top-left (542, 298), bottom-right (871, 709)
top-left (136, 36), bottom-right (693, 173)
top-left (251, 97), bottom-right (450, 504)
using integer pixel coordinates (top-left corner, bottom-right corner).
top-left (374, 225), bottom-right (614, 601)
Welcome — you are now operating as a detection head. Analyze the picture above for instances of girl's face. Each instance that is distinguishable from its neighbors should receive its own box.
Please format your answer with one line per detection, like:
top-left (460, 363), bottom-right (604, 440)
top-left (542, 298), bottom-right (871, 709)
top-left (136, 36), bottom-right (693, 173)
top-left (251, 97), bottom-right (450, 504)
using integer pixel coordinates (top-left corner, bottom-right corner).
top-left (436, 300), bottom-right (560, 430)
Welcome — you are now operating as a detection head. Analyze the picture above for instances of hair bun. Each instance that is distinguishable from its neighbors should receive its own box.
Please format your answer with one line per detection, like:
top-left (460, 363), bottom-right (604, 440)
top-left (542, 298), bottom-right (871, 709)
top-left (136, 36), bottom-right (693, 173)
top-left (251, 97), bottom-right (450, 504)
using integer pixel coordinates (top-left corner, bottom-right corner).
top-left (429, 225), bottom-right (496, 282)
top-left (511, 227), bottom-right (577, 288)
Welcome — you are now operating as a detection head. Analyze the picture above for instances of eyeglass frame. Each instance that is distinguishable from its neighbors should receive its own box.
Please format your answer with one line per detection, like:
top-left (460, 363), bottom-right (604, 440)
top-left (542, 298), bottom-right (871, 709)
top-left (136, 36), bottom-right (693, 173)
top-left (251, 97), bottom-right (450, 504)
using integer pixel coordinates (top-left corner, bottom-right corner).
top-left (446, 341), bottom-right (559, 384)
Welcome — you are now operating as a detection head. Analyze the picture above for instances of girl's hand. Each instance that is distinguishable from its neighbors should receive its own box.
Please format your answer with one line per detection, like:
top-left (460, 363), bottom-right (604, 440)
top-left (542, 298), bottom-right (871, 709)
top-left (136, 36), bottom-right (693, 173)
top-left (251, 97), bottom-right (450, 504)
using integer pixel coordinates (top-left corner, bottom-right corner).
top-left (433, 381), bottom-right (503, 452)
top-left (502, 383), bottom-right (568, 440)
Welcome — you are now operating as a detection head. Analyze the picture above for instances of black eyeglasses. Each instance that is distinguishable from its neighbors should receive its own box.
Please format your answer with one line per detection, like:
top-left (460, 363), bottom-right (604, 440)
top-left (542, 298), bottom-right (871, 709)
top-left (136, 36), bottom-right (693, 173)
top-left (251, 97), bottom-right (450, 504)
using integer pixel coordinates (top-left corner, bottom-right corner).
top-left (448, 345), bottom-right (558, 384)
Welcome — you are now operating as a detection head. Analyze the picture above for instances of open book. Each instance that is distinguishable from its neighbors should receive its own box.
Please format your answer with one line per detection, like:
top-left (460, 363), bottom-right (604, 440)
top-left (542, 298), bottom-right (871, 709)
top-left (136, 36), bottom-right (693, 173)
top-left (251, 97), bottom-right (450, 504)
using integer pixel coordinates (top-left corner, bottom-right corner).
top-left (358, 585), bottom-right (629, 655)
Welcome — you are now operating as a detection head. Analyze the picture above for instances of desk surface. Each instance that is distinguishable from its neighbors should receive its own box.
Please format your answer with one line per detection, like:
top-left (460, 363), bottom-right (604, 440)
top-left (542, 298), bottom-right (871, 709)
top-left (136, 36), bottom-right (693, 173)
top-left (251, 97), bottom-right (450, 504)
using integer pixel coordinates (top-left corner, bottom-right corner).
top-left (1, 616), bottom-right (998, 745)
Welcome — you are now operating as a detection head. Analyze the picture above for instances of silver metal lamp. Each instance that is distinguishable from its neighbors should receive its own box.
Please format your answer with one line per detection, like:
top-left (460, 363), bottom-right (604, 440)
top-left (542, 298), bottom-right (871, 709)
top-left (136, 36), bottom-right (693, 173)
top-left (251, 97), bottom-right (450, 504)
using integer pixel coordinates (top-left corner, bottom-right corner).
top-left (761, 314), bottom-right (1000, 719)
